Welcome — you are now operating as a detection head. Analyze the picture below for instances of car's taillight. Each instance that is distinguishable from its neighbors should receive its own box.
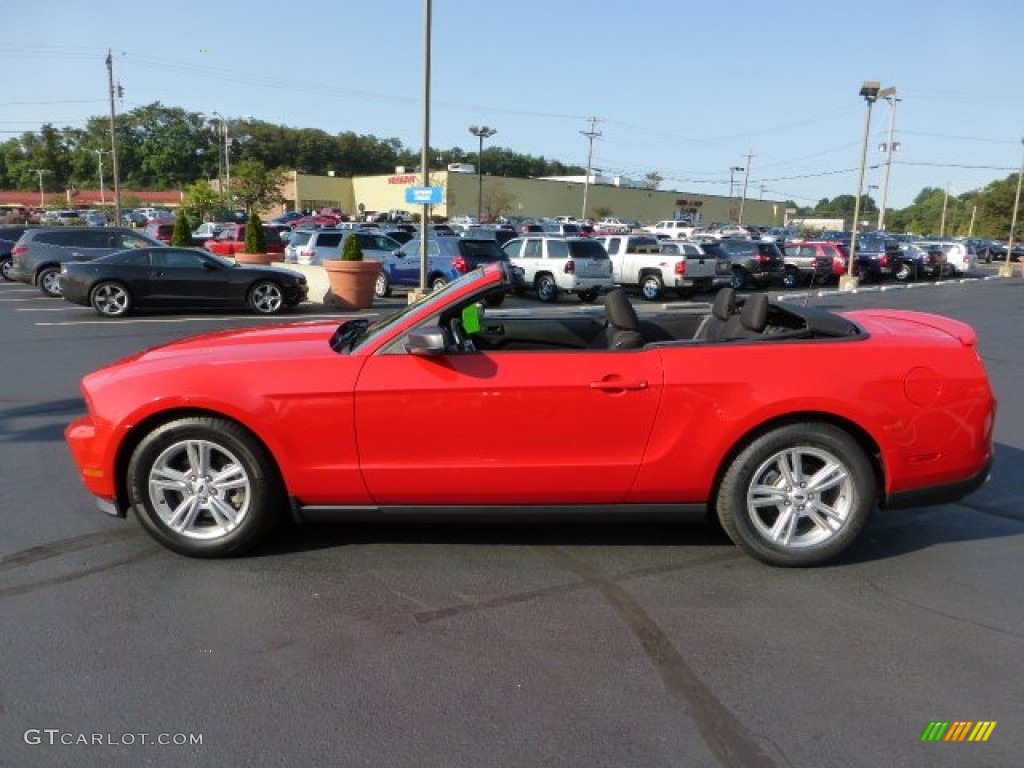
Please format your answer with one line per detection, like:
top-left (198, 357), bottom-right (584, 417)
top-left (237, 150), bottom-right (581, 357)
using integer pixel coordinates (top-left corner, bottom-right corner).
top-left (880, 254), bottom-right (890, 267)
top-left (674, 260), bottom-right (687, 276)
top-left (12, 245), bottom-right (26, 255)
top-left (564, 259), bottom-right (576, 274)
top-left (453, 256), bottom-right (469, 274)
top-left (758, 253), bottom-right (771, 265)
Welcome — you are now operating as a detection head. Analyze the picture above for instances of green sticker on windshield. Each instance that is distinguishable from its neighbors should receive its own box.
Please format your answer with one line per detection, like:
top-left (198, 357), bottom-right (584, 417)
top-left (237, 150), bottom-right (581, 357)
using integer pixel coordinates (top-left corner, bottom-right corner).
top-left (461, 303), bottom-right (481, 334)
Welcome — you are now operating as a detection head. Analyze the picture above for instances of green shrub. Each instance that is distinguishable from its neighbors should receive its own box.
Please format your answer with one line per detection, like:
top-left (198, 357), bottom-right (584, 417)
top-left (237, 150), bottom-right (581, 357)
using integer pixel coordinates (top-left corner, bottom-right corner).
top-left (244, 211), bottom-right (266, 253)
top-left (341, 232), bottom-right (364, 261)
top-left (171, 209), bottom-right (193, 246)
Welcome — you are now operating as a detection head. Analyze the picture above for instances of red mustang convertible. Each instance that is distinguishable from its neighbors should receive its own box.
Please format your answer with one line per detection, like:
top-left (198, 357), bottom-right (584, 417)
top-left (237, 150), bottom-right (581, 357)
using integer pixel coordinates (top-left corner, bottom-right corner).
top-left (66, 263), bottom-right (995, 566)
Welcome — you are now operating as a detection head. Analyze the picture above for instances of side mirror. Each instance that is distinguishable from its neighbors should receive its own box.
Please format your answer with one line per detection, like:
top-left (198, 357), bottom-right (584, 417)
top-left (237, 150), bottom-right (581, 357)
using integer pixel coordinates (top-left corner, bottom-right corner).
top-left (405, 329), bottom-right (447, 356)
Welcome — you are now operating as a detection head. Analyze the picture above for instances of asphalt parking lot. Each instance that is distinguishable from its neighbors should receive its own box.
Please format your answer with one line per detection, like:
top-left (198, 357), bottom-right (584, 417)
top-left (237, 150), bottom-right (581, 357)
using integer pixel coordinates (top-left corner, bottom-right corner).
top-left (2, 271), bottom-right (1023, 768)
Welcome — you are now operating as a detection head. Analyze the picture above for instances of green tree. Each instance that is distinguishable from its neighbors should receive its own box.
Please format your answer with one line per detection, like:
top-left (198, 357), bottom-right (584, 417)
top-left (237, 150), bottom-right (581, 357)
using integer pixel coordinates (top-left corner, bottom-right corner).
top-left (341, 232), bottom-right (364, 261)
top-left (171, 209), bottom-right (193, 246)
top-left (244, 211), bottom-right (266, 254)
top-left (182, 179), bottom-right (228, 222)
top-left (233, 159), bottom-right (286, 214)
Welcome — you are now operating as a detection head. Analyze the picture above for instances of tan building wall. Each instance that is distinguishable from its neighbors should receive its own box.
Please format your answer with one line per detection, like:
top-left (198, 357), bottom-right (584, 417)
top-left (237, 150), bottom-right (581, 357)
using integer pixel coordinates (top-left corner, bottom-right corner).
top-left (281, 169), bottom-right (786, 226)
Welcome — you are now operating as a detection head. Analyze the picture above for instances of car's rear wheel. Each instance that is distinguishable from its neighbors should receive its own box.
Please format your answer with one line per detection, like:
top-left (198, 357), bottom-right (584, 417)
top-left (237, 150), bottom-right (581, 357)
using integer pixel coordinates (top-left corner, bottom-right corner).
top-left (894, 261), bottom-right (914, 282)
top-left (0, 257), bottom-right (12, 281)
top-left (38, 266), bottom-right (62, 297)
top-left (716, 423), bottom-right (875, 567)
top-left (248, 281), bottom-right (285, 314)
top-left (577, 288), bottom-right (600, 303)
top-left (375, 271), bottom-right (392, 298)
top-left (781, 268), bottom-right (800, 290)
top-left (730, 268), bottom-right (750, 291)
top-left (639, 274), bottom-right (664, 301)
top-left (126, 417), bottom-right (284, 558)
top-left (430, 276), bottom-right (448, 292)
top-left (535, 274), bottom-right (559, 303)
top-left (90, 281), bottom-right (132, 317)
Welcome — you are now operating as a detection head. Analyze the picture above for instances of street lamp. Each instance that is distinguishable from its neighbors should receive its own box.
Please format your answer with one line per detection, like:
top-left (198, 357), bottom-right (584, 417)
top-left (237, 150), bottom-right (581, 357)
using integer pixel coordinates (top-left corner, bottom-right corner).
top-left (468, 124), bottom-right (496, 223)
top-left (93, 149), bottom-right (111, 205)
top-left (29, 168), bottom-right (50, 209)
top-left (841, 81), bottom-right (895, 291)
top-left (1000, 137), bottom-right (1024, 278)
top-left (877, 91), bottom-right (900, 230)
top-left (729, 166), bottom-right (744, 222)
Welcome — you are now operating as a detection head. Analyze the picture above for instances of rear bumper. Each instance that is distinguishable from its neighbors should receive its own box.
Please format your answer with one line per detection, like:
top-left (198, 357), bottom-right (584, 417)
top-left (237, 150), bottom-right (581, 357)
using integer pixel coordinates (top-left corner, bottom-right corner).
top-left (883, 456), bottom-right (993, 510)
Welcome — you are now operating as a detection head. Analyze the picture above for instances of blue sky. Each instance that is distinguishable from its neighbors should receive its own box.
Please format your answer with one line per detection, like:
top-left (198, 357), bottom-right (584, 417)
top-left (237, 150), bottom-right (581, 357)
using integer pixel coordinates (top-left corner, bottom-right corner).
top-left (3, 0), bottom-right (1023, 210)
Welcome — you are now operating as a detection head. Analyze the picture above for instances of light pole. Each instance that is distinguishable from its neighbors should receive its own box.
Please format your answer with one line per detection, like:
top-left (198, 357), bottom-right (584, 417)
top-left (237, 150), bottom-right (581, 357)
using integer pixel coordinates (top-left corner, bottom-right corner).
top-left (468, 124), bottom-right (496, 223)
top-left (999, 137), bottom-right (1024, 278)
top-left (93, 149), bottom-right (111, 205)
top-left (841, 81), bottom-right (894, 291)
top-left (30, 168), bottom-right (49, 209)
top-left (877, 91), bottom-right (900, 231)
top-left (729, 166), bottom-right (744, 222)
top-left (580, 117), bottom-right (601, 221)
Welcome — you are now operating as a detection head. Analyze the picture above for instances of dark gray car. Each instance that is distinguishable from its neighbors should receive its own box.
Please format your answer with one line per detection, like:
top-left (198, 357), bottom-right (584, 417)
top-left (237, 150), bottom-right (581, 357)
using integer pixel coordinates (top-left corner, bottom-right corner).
top-left (9, 227), bottom-right (163, 296)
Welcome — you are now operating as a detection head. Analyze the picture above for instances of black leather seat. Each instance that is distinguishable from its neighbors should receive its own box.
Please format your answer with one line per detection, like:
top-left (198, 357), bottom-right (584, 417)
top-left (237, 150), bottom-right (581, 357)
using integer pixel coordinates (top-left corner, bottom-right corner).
top-left (604, 289), bottom-right (645, 350)
top-left (694, 287), bottom-right (737, 341)
top-left (724, 293), bottom-right (769, 339)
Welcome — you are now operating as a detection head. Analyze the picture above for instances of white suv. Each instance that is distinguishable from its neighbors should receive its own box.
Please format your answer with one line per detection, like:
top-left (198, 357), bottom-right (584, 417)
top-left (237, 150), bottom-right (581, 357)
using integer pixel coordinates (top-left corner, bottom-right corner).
top-left (503, 236), bottom-right (614, 303)
top-left (645, 220), bottom-right (697, 239)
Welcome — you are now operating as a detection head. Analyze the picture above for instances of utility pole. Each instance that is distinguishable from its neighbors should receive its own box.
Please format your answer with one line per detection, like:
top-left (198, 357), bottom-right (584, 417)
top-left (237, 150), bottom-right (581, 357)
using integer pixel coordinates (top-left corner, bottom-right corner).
top-left (877, 92), bottom-right (900, 231)
top-left (738, 151), bottom-right (753, 225)
top-left (580, 117), bottom-right (602, 221)
top-left (940, 184), bottom-right (950, 237)
top-left (105, 50), bottom-right (122, 226)
top-left (30, 168), bottom-right (50, 208)
top-left (93, 149), bottom-right (110, 206)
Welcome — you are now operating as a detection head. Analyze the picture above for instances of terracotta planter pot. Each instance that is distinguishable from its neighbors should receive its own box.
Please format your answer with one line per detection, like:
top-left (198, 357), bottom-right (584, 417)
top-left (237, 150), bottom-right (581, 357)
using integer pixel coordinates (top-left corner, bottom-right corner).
top-left (234, 252), bottom-right (274, 265)
top-left (324, 259), bottom-right (381, 310)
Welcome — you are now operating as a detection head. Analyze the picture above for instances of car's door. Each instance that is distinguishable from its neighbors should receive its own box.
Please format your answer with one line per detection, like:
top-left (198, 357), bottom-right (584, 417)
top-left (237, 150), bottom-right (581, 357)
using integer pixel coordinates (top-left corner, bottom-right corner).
top-left (146, 249), bottom-right (229, 305)
top-left (354, 342), bottom-right (664, 505)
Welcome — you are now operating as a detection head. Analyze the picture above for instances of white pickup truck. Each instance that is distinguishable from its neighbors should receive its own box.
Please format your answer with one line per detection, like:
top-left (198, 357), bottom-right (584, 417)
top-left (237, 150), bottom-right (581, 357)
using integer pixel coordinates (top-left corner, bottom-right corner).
top-left (595, 234), bottom-right (730, 300)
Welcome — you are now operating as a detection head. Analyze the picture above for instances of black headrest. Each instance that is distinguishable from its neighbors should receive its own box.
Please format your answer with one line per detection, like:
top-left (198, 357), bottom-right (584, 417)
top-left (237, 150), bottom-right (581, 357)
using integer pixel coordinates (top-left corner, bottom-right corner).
top-left (740, 294), bottom-right (769, 331)
top-left (711, 287), bottom-right (737, 320)
top-left (605, 289), bottom-right (639, 331)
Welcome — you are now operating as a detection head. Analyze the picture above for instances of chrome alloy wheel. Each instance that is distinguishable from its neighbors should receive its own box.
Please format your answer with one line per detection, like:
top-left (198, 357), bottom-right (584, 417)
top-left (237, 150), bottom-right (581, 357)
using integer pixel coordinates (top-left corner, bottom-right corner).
top-left (147, 439), bottom-right (252, 541)
top-left (92, 283), bottom-right (130, 316)
top-left (250, 281), bottom-right (284, 314)
top-left (744, 446), bottom-right (854, 550)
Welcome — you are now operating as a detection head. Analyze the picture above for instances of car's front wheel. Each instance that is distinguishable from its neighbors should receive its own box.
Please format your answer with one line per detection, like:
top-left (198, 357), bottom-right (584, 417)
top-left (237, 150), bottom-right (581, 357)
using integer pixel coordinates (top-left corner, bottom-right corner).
top-left (894, 261), bottom-right (914, 282)
top-left (715, 423), bottom-right (875, 567)
top-left (639, 274), bottom-right (664, 301)
top-left (126, 417), bottom-right (284, 557)
top-left (430, 276), bottom-right (448, 292)
top-left (781, 268), bottom-right (800, 290)
top-left (248, 281), bottom-right (285, 314)
top-left (375, 271), bottom-right (392, 298)
top-left (38, 266), bottom-right (62, 297)
top-left (0, 257), bottom-right (12, 281)
top-left (90, 281), bottom-right (132, 317)
top-left (535, 274), bottom-right (559, 303)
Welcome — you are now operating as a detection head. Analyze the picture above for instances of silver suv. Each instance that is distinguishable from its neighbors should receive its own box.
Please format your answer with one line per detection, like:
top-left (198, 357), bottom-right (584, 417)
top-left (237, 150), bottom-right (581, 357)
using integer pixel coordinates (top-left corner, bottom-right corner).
top-left (285, 228), bottom-right (401, 265)
top-left (9, 227), bottom-right (162, 296)
top-left (503, 235), bottom-right (613, 303)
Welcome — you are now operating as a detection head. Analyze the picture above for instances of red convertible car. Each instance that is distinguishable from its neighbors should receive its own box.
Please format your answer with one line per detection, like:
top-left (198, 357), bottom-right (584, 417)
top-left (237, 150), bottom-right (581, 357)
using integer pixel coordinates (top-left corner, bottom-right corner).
top-left (66, 264), bottom-right (995, 566)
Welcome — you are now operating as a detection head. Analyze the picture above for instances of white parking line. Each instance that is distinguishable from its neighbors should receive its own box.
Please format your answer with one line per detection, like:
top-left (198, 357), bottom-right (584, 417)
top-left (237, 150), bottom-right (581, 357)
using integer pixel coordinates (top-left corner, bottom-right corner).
top-left (16, 306), bottom-right (78, 312)
top-left (34, 312), bottom-right (369, 327)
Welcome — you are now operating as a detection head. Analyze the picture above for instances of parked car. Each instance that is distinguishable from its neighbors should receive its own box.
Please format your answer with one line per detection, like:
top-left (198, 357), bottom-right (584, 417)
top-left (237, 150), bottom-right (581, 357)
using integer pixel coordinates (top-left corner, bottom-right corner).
top-left (205, 223), bottom-right (285, 257)
top-left (503, 235), bottom-right (614, 302)
top-left (0, 225), bottom-right (33, 281)
top-left (58, 247), bottom-right (307, 317)
top-left (462, 225), bottom-right (517, 246)
top-left (782, 241), bottom-right (847, 288)
top-left (191, 221), bottom-right (227, 246)
top-left (916, 240), bottom-right (977, 276)
top-left (376, 236), bottom-right (512, 300)
top-left (595, 234), bottom-right (727, 299)
top-left (65, 262), bottom-right (995, 567)
top-left (852, 235), bottom-right (901, 282)
top-left (705, 240), bottom-right (786, 290)
top-left (287, 229), bottom-right (400, 266)
top-left (892, 244), bottom-right (951, 282)
top-left (144, 219), bottom-right (175, 244)
top-left (8, 227), bottom-right (163, 296)
top-left (644, 220), bottom-right (698, 239)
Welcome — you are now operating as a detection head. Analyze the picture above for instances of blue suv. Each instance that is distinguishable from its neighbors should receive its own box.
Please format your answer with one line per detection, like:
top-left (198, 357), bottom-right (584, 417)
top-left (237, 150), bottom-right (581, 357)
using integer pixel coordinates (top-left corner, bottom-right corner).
top-left (375, 236), bottom-right (511, 299)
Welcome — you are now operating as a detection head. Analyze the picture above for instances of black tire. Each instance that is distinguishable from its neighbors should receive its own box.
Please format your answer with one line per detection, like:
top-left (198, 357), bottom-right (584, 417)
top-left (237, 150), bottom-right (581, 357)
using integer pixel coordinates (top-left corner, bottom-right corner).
top-left (893, 261), bottom-right (914, 282)
top-left (577, 288), bottom-right (600, 304)
top-left (535, 274), bottom-right (559, 303)
top-left (430, 276), bottom-right (448, 292)
top-left (126, 417), bottom-right (284, 558)
top-left (38, 266), bottom-right (62, 297)
top-left (716, 423), bottom-right (875, 567)
top-left (639, 274), bottom-right (664, 301)
top-left (90, 281), bottom-right (132, 317)
top-left (375, 271), bottom-right (392, 298)
top-left (247, 280), bottom-right (285, 314)
top-left (0, 257), bottom-right (12, 282)
top-left (781, 268), bottom-right (800, 290)
top-left (730, 268), bottom-right (750, 291)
